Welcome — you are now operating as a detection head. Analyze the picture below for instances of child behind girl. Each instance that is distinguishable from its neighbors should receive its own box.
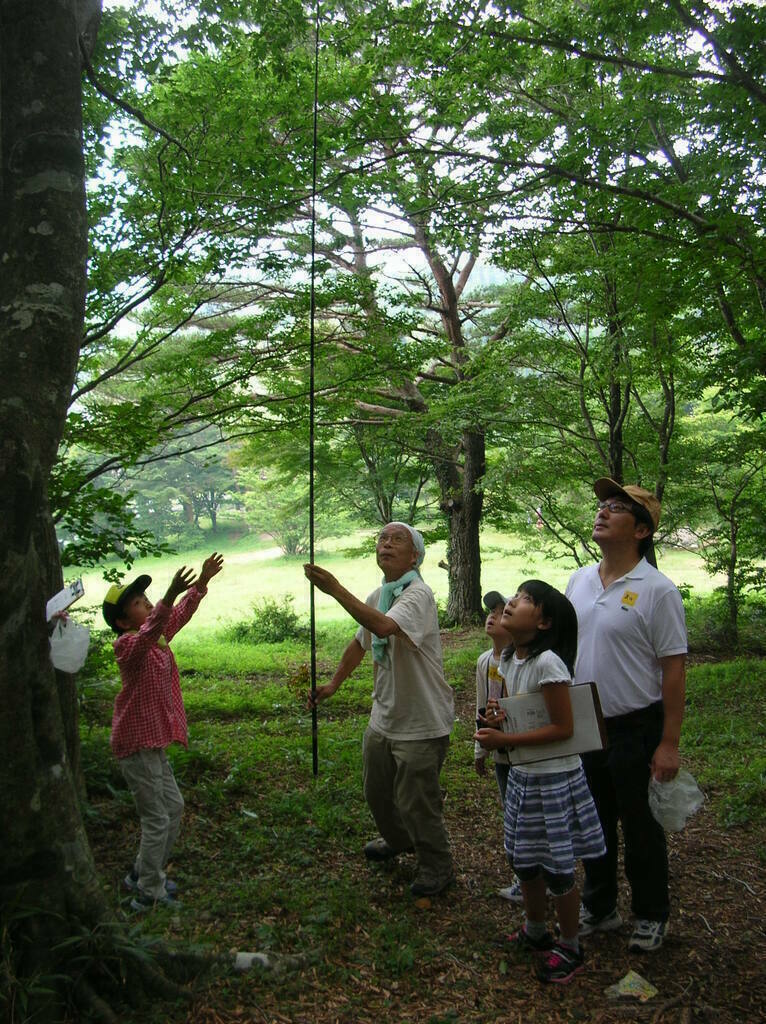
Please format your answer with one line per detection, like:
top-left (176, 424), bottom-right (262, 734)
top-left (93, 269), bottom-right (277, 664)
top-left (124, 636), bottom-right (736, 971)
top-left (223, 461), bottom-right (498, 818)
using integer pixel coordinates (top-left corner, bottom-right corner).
top-left (474, 580), bottom-right (606, 985)
top-left (474, 591), bottom-right (521, 902)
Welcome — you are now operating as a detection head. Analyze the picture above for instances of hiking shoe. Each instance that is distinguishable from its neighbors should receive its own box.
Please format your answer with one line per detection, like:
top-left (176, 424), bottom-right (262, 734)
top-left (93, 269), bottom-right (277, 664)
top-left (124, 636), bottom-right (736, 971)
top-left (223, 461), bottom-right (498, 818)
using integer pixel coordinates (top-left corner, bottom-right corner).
top-left (130, 889), bottom-right (182, 912)
top-left (578, 905), bottom-right (623, 936)
top-left (536, 943), bottom-right (585, 984)
top-left (410, 872), bottom-right (455, 897)
top-left (499, 926), bottom-right (555, 956)
top-left (364, 838), bottom-right (412, 862)
top-left (498, 878), bottom-right (524, 903)
top-left (124, 868), bottom-right (178, 896)
top-left (628, 918), bottom-right (666, 952)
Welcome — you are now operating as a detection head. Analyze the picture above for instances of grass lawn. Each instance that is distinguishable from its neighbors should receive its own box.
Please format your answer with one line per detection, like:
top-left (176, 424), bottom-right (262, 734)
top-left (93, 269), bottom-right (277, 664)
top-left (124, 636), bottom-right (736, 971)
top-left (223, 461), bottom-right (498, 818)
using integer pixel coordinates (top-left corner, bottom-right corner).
top-left (69, 525), bottom-right (723, 635)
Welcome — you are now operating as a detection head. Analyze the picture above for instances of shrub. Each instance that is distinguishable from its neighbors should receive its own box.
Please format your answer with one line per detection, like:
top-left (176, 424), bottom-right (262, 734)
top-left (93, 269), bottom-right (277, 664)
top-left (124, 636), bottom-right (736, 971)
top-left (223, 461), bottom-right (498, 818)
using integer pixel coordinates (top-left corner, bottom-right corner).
top-left (684, 591), bottom-right (766, 654)
top-left (223, 595), bottom-right (310, 645)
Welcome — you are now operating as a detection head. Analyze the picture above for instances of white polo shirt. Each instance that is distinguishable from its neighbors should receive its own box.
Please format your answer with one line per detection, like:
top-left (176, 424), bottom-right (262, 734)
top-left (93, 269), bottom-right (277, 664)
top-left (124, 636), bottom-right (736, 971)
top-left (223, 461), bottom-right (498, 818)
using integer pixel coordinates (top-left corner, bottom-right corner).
top-left (565, 558), bottom-right (687, 718)
top-left (356, 576), bottom-right (455, 740)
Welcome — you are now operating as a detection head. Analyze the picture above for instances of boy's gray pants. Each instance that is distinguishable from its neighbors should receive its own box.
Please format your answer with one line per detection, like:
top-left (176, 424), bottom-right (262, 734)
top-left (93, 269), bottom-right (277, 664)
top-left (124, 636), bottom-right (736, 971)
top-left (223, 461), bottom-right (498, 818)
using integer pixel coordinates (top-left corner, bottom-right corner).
top-left (362, 726), bottom-right (452, 885)
top-left (119, 747), bottom-right (184, 898)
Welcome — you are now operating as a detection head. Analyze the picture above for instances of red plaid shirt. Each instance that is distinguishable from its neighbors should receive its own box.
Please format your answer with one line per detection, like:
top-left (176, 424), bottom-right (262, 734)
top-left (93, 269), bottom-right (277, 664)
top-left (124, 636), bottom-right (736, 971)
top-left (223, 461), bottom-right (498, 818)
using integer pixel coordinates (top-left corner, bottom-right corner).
top-left (110, 586), bottom-right (206, 759)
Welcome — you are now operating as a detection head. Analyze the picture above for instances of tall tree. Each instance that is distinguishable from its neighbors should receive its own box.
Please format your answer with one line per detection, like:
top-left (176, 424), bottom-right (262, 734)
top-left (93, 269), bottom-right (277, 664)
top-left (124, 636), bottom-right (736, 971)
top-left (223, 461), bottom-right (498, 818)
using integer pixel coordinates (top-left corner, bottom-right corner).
top-left (436, 0), bottom-right (765, 411)
top-left (52, 0), bottom-right (315, 559)
top-left (678, 405), bottom-right (766, 644)
top-left (1, 0), bottom-right (112, 1017)
top-left (0, 3), bottom-right (212, 1017)
top-left (481, 220), bottom-right (705, 556)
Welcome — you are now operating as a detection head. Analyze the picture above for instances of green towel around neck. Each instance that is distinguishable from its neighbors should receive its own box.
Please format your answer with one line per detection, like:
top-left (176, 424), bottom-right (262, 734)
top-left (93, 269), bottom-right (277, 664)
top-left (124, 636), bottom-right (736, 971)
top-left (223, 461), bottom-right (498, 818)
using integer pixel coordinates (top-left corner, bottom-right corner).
top-left (372, 569), bottom-right (420, 665)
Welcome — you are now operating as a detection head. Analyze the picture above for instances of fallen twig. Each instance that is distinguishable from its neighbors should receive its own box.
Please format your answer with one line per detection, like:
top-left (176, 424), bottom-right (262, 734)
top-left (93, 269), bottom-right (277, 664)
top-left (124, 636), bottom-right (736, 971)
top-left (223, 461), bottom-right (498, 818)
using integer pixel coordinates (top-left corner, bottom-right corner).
top-left (442, 951), bottom-right (481, 976)
top-left (720, 870), bottom-right (758, 896)
top-left (651, 993), bottom-right (685, 1023)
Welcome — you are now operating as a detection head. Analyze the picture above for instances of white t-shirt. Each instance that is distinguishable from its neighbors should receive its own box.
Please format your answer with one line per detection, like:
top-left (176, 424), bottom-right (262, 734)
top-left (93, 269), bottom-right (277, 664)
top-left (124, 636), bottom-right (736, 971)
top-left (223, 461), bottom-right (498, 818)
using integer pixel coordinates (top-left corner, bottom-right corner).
top-left (355, 576), bottom-right (455, 741)
top-left (499, 649), bottom-right (582, 776)
top-left (565, 558), bottom-right (687, 718)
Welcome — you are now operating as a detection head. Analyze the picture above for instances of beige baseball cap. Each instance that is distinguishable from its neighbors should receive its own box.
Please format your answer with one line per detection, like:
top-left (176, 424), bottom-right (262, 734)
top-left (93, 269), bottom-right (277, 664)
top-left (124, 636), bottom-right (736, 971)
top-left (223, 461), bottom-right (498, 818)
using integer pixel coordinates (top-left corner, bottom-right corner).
top-left (594, 478), bottom-right (660, 532)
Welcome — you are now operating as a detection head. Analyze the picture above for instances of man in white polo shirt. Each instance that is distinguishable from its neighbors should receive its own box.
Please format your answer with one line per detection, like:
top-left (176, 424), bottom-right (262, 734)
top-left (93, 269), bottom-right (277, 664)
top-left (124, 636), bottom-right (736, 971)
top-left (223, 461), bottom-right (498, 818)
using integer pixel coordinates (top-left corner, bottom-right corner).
top-left (304, 522), bottom-right (455, 898)
top-left (566, 479), bottom-right (687, 952)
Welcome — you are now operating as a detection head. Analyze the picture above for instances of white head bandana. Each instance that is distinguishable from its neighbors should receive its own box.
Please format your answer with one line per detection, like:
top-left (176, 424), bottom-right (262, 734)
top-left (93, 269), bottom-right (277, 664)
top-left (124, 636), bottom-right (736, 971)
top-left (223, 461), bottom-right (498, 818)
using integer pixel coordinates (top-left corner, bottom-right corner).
top-left (384, 521), bottom-right (425, 568)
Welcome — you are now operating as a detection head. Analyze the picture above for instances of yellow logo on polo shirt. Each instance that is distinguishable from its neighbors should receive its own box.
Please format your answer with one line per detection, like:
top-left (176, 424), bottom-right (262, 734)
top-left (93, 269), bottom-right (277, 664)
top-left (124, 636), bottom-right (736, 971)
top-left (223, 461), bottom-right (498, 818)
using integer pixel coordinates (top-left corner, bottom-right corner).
top-left (621, 590), bottom-right (638, 607)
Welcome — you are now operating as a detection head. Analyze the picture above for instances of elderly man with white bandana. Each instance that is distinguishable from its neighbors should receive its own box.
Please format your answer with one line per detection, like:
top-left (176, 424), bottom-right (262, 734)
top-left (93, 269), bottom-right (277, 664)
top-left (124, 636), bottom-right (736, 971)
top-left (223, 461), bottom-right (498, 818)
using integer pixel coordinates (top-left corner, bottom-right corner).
top-left (304, 522), bottom-right (455, 897)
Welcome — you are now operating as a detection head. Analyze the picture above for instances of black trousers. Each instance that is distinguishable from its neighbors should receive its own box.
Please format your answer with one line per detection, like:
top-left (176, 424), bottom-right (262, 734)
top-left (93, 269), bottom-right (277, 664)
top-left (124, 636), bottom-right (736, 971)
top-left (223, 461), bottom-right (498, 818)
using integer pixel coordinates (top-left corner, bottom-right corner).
top-left (581, 701), bottom-right (669, 923)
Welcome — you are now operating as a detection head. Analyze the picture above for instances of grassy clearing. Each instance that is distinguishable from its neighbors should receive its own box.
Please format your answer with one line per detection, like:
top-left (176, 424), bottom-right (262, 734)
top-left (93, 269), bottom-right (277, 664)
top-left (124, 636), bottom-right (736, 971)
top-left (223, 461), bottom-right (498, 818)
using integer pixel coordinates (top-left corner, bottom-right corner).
top-left (81, 629), bottom-right (766, 838)
top-left (74, 530), bottom-right (763, 1021)
top-left (68, 525), bottom-right (724, 633)
top-left (79, 620), bottom-right (765, 1023)
top-left (681, 659), bottom-right (766, 829)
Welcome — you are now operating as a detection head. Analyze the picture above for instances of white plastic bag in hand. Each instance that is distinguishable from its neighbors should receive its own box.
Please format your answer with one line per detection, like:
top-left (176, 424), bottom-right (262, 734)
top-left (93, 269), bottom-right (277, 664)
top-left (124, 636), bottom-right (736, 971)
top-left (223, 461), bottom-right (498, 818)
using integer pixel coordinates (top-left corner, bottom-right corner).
top-left (648, 769), bottom-right (704, 832)
top-left (49, 618), bottom-right (91, 673)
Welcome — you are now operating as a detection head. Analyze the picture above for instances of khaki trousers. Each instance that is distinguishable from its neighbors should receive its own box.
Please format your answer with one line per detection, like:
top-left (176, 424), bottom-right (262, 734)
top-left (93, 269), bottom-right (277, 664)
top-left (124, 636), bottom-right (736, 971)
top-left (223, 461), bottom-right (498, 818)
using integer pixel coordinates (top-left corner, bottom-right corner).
top-left (362, 726), bottom-right (452, 884)
top-left (119, 747), bottom-right (184, 898)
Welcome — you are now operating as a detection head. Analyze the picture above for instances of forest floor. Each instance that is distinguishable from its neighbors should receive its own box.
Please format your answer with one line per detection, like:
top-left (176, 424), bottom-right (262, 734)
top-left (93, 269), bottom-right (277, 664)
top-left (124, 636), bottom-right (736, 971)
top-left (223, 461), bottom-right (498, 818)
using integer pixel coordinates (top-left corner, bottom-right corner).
top-left (85, 640), bottom-right (766, 1024)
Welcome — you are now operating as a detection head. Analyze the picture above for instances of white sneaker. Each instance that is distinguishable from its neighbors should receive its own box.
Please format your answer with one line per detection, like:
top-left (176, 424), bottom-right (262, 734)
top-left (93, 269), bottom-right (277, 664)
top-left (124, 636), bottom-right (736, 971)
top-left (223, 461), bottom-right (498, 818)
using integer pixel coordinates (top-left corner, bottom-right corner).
top-left (498, 878), bottom-right (524, 903)
top-left (579, 905), bottom-right (623, 936)
top-left (628, 918), bottom-right (666, 951)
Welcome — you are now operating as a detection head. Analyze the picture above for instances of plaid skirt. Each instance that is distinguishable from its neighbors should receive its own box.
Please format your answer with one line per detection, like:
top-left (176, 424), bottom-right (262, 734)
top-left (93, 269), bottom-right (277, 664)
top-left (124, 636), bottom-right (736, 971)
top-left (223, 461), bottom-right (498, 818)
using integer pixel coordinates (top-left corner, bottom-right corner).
top-left (503, 766), bottom-right (606, 876)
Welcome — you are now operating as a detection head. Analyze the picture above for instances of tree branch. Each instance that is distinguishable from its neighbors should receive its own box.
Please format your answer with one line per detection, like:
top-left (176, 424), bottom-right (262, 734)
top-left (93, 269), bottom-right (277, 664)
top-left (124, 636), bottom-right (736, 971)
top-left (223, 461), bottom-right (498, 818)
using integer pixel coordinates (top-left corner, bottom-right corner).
top-left (79, 41), bottom-right (193, 159)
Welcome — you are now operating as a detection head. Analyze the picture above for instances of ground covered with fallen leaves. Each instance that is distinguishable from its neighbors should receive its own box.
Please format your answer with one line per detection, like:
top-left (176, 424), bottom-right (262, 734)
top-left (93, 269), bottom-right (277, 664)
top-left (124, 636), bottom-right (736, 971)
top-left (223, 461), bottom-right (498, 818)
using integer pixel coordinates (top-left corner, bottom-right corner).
top-left (85, 639), bottom-right (766, 1024)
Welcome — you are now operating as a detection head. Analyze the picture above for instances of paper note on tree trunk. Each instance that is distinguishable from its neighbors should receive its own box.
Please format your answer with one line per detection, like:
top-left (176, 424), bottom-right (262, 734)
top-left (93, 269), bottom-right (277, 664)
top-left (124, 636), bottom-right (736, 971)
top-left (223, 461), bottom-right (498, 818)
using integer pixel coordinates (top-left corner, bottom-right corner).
top-left (46, 579), bottom-right (84, 621)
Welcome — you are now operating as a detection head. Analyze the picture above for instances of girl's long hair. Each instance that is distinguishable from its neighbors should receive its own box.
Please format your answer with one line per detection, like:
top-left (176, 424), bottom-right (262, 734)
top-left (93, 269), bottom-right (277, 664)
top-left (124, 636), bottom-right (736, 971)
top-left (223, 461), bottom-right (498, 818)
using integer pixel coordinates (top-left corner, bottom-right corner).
top-left (503, 579), bottom-right (578, 675)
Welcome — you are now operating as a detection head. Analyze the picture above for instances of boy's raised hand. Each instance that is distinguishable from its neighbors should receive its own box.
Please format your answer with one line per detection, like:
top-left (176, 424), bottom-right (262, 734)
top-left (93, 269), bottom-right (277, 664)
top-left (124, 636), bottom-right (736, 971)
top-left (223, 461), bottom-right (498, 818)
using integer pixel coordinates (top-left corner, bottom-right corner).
top-left (198, 552), bottom-right (224, 586)
top-left (164, 566), bottom-right (196, 605)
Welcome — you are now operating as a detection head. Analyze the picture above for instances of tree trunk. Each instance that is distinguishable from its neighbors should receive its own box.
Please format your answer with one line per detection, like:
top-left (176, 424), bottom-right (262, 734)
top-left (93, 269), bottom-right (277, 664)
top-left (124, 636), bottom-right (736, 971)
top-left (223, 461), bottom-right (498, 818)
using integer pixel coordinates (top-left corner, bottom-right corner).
top-left (431, 428), bottom-right (485, 624)
top-left (726, 517), bottom-right (739, 646)
top-left (0, 2), bottom-right (124, 1018)
top-left (604, 271), bottom-right (627, 481)
top-left (41, 513), bottom-right (85, 798)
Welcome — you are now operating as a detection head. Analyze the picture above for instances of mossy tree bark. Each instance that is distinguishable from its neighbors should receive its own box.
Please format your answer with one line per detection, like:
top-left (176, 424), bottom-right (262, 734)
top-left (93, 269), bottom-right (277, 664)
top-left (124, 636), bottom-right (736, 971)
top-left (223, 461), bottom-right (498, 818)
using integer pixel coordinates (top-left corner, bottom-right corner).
top-left (0, 3), bottom-right (162, 1020)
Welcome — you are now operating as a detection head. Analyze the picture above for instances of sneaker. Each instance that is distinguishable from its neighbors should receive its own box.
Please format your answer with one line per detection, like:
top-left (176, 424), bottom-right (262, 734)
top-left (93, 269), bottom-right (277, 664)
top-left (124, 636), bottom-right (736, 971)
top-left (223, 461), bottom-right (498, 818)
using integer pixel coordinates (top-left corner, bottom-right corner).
top-left (129, 888), bottom-right (182, 912)
top-left (536, 942), bottom-right (585, 984)
top-left (499, 926), bottom-right (555, 956)
top-left (364, 838), bottom-right (412, 862)
top-left (628, 918), bottom-right (666, 952)
top-left (124, 868), bottom-right (178, 896)
top-left (498, 878), bottom-right (524, 903)
top-left (410, 872), bottom-right (455, 897)
top-left (578, 905), bottom-right (623, 936)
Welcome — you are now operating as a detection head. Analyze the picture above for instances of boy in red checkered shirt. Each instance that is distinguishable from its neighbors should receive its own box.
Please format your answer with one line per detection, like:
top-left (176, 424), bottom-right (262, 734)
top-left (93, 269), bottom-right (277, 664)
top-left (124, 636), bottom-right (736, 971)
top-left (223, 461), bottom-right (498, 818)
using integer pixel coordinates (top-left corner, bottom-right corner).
top-left (102, 553), bottom-right (224, 910)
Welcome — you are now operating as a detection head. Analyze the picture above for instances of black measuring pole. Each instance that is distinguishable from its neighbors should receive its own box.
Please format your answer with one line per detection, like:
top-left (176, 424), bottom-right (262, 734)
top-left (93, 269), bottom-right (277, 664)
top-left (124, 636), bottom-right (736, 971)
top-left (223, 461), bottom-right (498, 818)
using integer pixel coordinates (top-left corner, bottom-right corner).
top-left (308, 1), bottom-right (320, 777)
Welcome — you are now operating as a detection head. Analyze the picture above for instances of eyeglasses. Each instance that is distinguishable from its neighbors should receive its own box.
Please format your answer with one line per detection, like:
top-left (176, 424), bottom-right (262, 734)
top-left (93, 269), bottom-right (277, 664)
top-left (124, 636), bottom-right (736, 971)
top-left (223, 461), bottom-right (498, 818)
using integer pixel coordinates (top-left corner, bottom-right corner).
top-left (377, 531), bottom-right (411, 545)
top-left (597, 500), bottom-right (635, 515)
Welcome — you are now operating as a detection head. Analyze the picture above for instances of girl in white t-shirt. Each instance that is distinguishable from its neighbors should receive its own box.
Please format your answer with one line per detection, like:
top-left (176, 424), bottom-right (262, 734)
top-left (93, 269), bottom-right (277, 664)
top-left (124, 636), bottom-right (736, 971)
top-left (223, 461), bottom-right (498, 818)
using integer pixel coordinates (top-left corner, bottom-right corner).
top-left (474, 580), bottom-right (605, 985)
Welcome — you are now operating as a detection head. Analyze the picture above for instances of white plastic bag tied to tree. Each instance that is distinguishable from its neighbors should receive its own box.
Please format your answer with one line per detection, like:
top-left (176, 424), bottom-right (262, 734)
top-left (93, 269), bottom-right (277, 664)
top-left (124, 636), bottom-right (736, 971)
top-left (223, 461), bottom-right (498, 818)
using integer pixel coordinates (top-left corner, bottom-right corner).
top-left (49, 619), bottom-right (91, 674)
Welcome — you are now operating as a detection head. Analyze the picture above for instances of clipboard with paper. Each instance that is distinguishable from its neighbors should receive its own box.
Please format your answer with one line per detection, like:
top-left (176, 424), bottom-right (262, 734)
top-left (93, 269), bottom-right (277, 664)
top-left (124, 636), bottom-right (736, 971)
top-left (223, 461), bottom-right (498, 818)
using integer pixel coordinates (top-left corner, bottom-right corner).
top-left (496, 682), bottom-right (606, 766)
top-left (46, 579), bottom-right (84, 621)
